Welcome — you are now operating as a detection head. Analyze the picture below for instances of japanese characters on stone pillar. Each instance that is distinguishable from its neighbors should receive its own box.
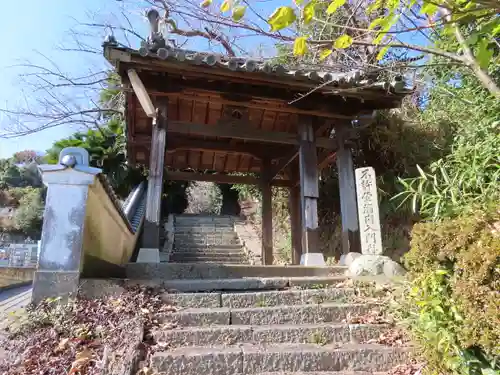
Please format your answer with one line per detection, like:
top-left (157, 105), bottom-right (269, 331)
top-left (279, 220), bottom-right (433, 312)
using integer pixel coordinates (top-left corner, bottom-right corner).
top-left (32, 147), bottom-right (101, 304)
top-left (355, 167), bottom-right (383, 255)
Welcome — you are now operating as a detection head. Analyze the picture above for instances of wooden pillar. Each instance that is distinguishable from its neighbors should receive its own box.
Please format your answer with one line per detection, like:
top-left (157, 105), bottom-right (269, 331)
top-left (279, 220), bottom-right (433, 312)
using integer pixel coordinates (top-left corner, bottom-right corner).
top-left (298, 118), bottom-right (321, 258)
top-left (143, 98), bottom-right (167, 249)
top-left (336, 129), bottom-right (361, 254)
top-left (289, 184), bottom-right (302, 265)
top-left (261, 159), bottom-right (274, 265)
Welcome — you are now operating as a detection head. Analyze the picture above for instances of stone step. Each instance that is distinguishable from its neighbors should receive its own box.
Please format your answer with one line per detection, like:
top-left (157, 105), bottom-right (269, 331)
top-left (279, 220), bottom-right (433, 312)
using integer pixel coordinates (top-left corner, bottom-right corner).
top-left (165, 302), bottom-right (377, 326)
top-left (151, 343), bottom-right (410, 374)
top-left (149, 276), bottom-right (349, 292)
top-left (174, 235), bottom-right (239, 244)
top-left (169, 255), bottom-right (247, 262)
top-left (170, 250), bottom-right (246, 257)
top-left (217, 288), bottom-right (355, 308)
top-left (173, 244), bottom-right (244, 251)
top-left (174, 233), bottom-right (238, 239)
top-left (157, 288), bottom-right (354, 309)
top-left (126, 263), bottom-right (347, 280)
top-left (174, 239), bottom-right (242, 247)
top-left (175, 216), bottom-right (234, 222)
top-left (174, 224), bottom-right (234, 229)
top-left (169, 259), bottom-right (246, 264)
top-left (168, 258), bottom-right (248, 264)
top-left (80, 277), bottom-right (351, 296)
top-left (154, 323), bottom-right (391, 347)
top-left (175, 220), bottom-right (234, 226)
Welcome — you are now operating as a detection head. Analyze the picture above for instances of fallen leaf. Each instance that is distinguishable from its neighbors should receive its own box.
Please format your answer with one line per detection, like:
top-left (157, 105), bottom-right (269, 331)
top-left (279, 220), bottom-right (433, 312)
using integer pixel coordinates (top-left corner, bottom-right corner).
top-left (54, 338), bottom-right (70, 353)
top-left (69, 349), bottom-right (93, 374)
top-left (137, 367), bottom-right (154, 375)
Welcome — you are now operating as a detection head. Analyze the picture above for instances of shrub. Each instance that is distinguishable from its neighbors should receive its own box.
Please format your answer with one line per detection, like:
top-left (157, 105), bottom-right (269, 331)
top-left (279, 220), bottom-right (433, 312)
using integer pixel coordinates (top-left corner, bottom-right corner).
top-left (398, 208), bottom-right (500, 374)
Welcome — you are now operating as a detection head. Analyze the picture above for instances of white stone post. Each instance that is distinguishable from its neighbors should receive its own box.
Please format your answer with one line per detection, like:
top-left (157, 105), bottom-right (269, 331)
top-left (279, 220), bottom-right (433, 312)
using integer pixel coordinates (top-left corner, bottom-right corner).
top-left (32, 147), bottom-right (101, 304)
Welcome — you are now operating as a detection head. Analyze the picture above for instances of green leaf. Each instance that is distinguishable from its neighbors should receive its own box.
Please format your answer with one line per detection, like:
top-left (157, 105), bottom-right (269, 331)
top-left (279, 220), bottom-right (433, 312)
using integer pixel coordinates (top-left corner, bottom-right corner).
top-left (334, 34), bottom-right (353, 49)
top-left (268, 6), bottom-right (297, 31)
top-left (369, 17), bottom-right (386, 30)
top-left (232, 5), bottom-right (246, 21)
top-left (493, 23), bottom-right (500, 36)
top-left (220, 0), bottom-right (231, 13)
top-left (319, 49), bottom-right (333, 60)
top-left (420, 2), bottom-right (438, 15)
top-left (303, 2), bottom-right (315, 24)
top-left (294, 0), bottom-right (305, 4)
top-left (293, 36), bottom-right (308, 56)
top-left (326, 0), bottom-right (346, 14)
top-left (376, 44), bottom-right (391, 60)
top-left (200, 0), bottom-right (212, 8)
top-left (476, 39), bottom-right (493, 69)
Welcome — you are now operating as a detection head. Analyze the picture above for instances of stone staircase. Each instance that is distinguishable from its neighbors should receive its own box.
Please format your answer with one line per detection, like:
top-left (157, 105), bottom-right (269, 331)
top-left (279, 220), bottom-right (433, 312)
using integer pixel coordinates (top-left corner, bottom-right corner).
top-left (170, 214), bottom-right (249, 264)
top-left (119, 263), bottom-right (411, 374)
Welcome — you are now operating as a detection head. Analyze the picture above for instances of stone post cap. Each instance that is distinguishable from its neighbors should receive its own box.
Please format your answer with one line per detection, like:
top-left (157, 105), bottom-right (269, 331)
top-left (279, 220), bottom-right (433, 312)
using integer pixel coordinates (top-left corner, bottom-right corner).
top-left (38, 147), bottom-right (102, 185)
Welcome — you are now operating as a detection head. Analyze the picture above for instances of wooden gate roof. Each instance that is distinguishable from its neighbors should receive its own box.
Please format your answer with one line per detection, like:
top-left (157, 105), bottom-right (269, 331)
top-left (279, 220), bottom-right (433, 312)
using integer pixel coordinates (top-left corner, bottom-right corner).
top-left (104, 41), bottom-right (410, 179)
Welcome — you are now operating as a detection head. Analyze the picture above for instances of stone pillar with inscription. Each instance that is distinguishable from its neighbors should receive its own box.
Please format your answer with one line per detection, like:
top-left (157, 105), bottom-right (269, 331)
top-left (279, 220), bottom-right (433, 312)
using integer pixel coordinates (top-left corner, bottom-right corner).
top-left (32, 147), bottom-right (101, 304)
top-left (355, 167), bottom-right (383, 255)
top-left (346, 166), bottom-right (406, 278)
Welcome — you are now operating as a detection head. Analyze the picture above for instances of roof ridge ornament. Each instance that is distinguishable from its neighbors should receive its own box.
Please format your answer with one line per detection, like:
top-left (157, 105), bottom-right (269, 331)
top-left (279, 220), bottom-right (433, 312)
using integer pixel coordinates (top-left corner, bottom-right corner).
top-left (139, 8), bottom-right (167, 57)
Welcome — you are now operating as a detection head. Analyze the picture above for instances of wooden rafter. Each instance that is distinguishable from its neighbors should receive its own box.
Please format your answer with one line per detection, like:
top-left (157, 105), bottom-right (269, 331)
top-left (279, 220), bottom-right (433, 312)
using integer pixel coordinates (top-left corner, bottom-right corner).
top-left (164, 121), bottom-right (337, 149)
top-left (165, 171), bottom-right (291, 187)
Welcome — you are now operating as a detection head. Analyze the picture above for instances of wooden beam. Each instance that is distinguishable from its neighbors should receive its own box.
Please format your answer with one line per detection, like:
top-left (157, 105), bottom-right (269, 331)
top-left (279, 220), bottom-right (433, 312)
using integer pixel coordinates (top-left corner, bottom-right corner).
top-left (166, 121), bottom-right (337, 149)
top-left (167, 138), bottom-right (262, 159)
top-left (143, 97), bottom-right (167, 249)
top-left (318, 151), bottom-right (337, 170)
top-left (165, 170), bottom-right (291, 187)
top-left (289, 184), bottom-right (302, 265)
top-left (269, 148), bottom-right (299, 180)
top-left (298, 117), bottom-right (320, 257)
top-left (127, 69), bottom-right (156, 118)
top-left (261, 159), bottom-right (274, 265)
top-left (336, 128), bottom-right (361, 255)
top-left (131, 135), bottom-right (295, 160)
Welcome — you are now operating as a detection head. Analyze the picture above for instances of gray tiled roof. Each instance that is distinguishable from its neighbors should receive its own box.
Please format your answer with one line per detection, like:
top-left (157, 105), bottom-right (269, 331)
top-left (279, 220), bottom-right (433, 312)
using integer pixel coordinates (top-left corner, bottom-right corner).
top-left (103, 39), bottom-right (410, 95)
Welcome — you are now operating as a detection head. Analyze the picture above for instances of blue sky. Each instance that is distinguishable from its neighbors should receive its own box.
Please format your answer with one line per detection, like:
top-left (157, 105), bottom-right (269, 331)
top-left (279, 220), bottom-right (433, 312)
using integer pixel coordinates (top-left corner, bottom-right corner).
top-left (0, 0), bottom-right (130, 158)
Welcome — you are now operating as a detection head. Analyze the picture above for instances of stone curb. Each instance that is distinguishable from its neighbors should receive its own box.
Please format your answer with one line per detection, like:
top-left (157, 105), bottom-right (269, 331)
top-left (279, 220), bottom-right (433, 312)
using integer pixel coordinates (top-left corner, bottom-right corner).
top-left (0, 280), bottom-right (32, 292)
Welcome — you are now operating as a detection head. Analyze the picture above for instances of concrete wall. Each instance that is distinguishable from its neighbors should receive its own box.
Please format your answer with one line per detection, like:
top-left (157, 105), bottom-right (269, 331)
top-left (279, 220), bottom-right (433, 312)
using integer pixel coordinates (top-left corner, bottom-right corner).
top-left (0, 267), bottom-right (35, 288)
top-left (82, 179), bottom-right (141, 277)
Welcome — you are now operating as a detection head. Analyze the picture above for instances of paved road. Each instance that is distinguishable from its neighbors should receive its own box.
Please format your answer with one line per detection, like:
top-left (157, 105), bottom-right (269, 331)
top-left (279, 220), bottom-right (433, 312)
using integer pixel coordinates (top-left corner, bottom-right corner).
top-left (0, 284), bottom-right (32, 331)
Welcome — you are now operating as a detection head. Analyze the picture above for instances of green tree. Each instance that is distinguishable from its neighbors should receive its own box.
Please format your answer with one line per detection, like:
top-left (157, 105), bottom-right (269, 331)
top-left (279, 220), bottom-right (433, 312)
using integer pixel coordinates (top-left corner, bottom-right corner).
top-left (46, 72), bottom-right (145, 198)
top-left (12, 187), bottom-right (45, 237)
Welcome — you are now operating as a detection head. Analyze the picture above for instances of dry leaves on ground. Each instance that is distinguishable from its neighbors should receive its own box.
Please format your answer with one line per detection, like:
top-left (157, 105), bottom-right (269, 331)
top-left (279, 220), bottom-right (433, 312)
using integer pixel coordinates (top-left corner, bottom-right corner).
top-left (365, 328), bottom-right (412, 347)
top-left (0, 286), bottom-right (176, 375)
top-left (344, 309), bottom-right (394, 325)
top-left (389, 361), bottom-right (425, 375)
